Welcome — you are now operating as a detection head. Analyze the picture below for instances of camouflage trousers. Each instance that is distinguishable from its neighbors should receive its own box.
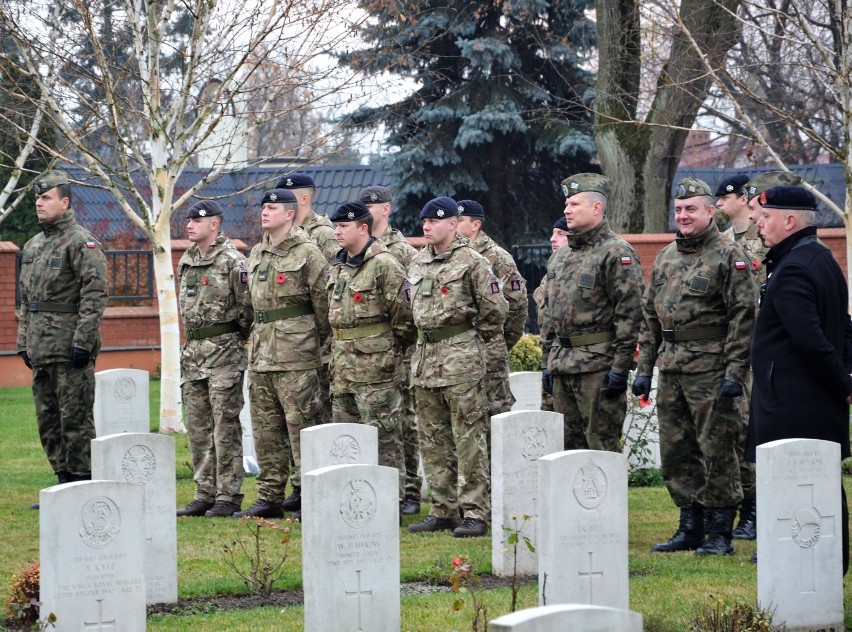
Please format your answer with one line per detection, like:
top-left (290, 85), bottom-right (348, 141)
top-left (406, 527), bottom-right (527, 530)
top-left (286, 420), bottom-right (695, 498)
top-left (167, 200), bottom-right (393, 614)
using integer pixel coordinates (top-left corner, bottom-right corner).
top-left (657, 370), bottom-right (744, 508)
top-left (333, 381), bottom-right (406, 500)
top-left (317, 362), bottom-right (332, 425)
top-left (540, 386), bottom-right (554, 412)
top-left (414, 381), bottom-right (490, 521)
top-left (552, 369), bottom-right (625, 453)
top-left (735, 374), bottom-right (756, 500)
top-left (31, 361), bottom-right (96, 478)
top-left (182, 371), bottom-right (245, 505)
top-left (248, 369), bottom-right (322, 503)
top-left (484, 372), bottom-right (515, 417)
top-left (399, 360), bottom-right (422, 501)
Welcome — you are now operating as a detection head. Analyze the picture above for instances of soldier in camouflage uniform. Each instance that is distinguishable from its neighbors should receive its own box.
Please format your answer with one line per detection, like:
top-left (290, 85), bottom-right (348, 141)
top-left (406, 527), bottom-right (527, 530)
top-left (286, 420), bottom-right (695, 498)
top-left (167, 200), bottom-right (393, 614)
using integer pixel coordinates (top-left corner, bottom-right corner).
top-left (327, 201), bottom-right (416, 503)
top-left (236, 188), bottom-right (330, 520)
top-left (456, 200), bottom-right (528, 417)
top-left (633, 177), bottom-right (757, 556)
top-left (534, 216), bottom-right (569, 411)
top-left (540, 174), bottom-right (645, 453)
top-left (17, 170), bottom-right (108, 497)
top-left (360, 185), bottom-right (423, 516)
top-left (407, 197), bottom-right (508, 538)
top-left (175, 200), bottom-right (253, 518)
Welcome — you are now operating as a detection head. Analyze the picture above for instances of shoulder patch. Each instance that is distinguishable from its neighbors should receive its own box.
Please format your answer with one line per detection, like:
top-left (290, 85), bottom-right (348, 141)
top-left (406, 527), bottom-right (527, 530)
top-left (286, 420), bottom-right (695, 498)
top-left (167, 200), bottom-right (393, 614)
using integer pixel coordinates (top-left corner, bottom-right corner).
top-left (620, 255), bottom-right (632, 265)
top-left (734, 260), bottom-right (747, 270)
top-left (489, 275), bottom-right (500, 294)
top-left (510, 272), bottom-right (521, 291)
top-left (85, 241), bottom-right (97, 249)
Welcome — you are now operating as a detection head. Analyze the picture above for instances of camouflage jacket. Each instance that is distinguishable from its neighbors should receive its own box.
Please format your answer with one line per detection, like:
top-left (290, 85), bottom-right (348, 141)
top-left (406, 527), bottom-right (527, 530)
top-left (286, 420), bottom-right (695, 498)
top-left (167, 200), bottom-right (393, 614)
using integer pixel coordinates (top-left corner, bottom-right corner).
top-left (302, 210), bottom-right (339, 262)
top-left (178, 234), bottom-right (253, 382)
top-left (379, 226), bottom-right (417, 269)
top-left (722, 222), bottom-right (767, 285)
top-left (637, 222), bottom-right (757, 383)
top-left (328, 238), bottom-right (416, 390)
top-left (541, 219), bottom-right (645, 375)
top-left (469, 232), bottom-right (528, 374)
top-left (246, 227), bottom-right (330, 372)
top-left (407, 236), bottom-right (508, 387)
top-left (17, 210), bottom-right (108, 365)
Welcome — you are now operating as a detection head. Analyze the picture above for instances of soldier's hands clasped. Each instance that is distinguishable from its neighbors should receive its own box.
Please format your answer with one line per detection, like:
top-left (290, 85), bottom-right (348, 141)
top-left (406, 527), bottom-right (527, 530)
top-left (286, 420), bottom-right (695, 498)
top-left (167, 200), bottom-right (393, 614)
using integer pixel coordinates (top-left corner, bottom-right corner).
top-left (542, 369), bottom-right (554, 395)
top-left (19, 351), bottom-right (32, 369)
top-left (602, 368), bottom-right (628, 398)
top-left (718, 379), bottom-right (743, 398)
top-left (632, 375), bottom-right (652, 399)
top-left (71, 347), bottom-right (91, 369)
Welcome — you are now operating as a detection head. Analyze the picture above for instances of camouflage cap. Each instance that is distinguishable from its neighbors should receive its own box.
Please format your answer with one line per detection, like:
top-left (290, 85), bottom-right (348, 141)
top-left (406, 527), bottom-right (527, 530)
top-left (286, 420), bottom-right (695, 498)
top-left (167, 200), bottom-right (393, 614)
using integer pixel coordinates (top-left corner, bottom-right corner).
top-left (674, 177), bottom-right (712, 199)
top-left (561, 173), bottom-right (609, 198)
top-left (34, 170), bottom-right (69, 195)
top-left (743, 171), bottom-right (802, 200)
top-left (358, 185), bottom-right (392, 205)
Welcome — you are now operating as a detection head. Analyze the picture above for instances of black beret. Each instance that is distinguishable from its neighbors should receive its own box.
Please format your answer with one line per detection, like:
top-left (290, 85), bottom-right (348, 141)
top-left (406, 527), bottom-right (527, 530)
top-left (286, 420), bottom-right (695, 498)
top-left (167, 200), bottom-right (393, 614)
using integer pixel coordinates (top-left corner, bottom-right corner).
top-left (186, 200), bottom-right (223, 219)
top-left (275, 173), bottom-right (315, 189)
top-left (552, 216), bottom-right (568, 231)
top-left (329, 201), bottom-right (371, 222)
top-left (458, 200), bottom-right (485, 218)
top-left (759, 186), bottom-right (817, 211)
top-left (420, 196), bottom-right (461, 219)
top-left (713, 173), bottom-right (750, 197)
top-left (358, 186), bottom-right (392, 204)
top-left (260, 188), bottom-right (297, 205)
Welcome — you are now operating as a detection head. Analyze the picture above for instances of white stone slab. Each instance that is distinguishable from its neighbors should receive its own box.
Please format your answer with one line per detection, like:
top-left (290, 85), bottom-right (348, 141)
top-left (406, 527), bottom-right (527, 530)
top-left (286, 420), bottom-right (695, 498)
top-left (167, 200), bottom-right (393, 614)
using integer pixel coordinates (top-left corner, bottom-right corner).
top-left (491, 604), bottom-right (643, 631)
top-left (622, 368), bottom-right (660, 469)
top-left (239, 373), bottom-right (259, 474)
top-left (301, 423), bottom-right (379, 474)
top-left (509, 371), bottom-right (542, 411)
top-left (92, 432), bottom-right (177, 604)
top-left (39, 480), bottom-right (146, 631)
top-left (94, 369), bottom-right (150, 437)
top-left (491, 410), bottom-right (563, 577)
top-left (538, 450), bottom-right (629, 609)
top-left (757, 438), bottom-right (843, 632)
top-left (302, 464), bottom-right (400, 632)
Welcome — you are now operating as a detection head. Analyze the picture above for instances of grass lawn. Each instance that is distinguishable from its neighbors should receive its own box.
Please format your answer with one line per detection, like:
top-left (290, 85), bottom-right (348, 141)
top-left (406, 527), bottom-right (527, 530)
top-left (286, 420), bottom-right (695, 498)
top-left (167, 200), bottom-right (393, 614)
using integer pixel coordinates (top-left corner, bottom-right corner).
top-left (1, 383), bottom-right (850, 631)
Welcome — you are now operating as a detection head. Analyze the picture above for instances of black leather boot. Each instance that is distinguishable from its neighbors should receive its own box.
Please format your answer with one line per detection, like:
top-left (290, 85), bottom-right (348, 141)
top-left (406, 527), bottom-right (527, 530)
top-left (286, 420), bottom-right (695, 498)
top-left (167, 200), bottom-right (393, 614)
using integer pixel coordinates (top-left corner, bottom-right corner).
top-left (696, 507), bottom-right (735, 556)
top-left (652, 507), bottom-right (705, 552)
top-left (281, 486), bottom-right (301, 511)
top-left (732, 498), bottom-right (756, 540)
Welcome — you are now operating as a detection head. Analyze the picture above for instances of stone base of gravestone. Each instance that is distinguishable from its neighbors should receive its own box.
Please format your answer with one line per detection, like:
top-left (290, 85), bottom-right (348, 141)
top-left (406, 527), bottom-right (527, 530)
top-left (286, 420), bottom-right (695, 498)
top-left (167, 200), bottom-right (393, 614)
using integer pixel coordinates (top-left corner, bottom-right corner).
top-left (301, 423), bottom-right (378, 474)
top-left (622, 368), bottom-right (660, 469)
top-left (491, 604), bottom-right (643, 632)
top-left (509, 371), bottom-right (542, 411)
top-left (92, 432), bottom-right (177, 604)
top-left (491, 410), bottom-right (563, 577)
top-left (757, 438), bottom-right (843, 632)
top-left (39, 481), bottom-right (146, 632)
top-left (94, 369), bottom-right (150, 437)
top-left (239, 373), bottom-right (259, 474)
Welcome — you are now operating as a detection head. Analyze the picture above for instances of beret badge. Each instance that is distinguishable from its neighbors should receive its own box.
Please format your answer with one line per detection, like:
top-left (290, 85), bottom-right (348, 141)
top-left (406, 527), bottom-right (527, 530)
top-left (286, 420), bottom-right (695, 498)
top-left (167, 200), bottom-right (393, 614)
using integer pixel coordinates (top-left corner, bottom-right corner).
top-left (437, 209), bottom-right (445, 218)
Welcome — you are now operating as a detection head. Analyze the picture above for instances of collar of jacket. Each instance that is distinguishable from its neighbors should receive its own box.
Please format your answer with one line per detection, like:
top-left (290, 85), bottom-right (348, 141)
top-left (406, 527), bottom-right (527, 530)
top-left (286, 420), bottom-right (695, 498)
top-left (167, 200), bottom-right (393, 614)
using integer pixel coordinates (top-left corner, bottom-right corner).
top-left (262, 225), bottom-right (309, 254)
top-left (567, 218), bottom-right (610, 250)
top-left (332, 237), bottom-right (377, 266)
top-left (763, 225), bottom-right (818, 271)
top-left (675, 220), bottom-right (720, 254)
top-left (41, 209), bottom-right (76, 235)
top-left (470, 232), bottom-right (495, 254)
top-left (189, 233), bottom-right (228, 262)
top-left (427, 234), bottom-right (468, 262)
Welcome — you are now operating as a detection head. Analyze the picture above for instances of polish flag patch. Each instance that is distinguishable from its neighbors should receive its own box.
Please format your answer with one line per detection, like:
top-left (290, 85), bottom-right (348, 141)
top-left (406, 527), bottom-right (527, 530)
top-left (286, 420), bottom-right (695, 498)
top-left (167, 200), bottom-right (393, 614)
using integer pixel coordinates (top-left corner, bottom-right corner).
top-left (620, 256), bottom-right (632, 265)
top-left (734, 261), bottom-right (747, 270)
top-left (85, 241), bottom-right (96, 248)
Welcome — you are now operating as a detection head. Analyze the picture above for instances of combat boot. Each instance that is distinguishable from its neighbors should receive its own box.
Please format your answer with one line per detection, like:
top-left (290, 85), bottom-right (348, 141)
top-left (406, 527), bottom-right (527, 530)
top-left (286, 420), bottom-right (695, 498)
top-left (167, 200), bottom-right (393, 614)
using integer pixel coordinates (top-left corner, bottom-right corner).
top-left (731, 498), bottom-right (756, 540)
top-left (205, 501), bottom-right (241, 517)
top-left (696, 507), bottom-right (735, 556)
top-left (453, 518), bottom-right (488, 538)
top-left (408, 515), bottom-right (460, 533)
top-left (281, 486), bottom-right (301, 511)
top-left (177, 499), bottom-right (214, 517)
top-left (400, 497), bottom-right (421, 516)
top-left (234, 500), bottom-right (284, 519)
top-left (652, 507), bottom-right (705, 552)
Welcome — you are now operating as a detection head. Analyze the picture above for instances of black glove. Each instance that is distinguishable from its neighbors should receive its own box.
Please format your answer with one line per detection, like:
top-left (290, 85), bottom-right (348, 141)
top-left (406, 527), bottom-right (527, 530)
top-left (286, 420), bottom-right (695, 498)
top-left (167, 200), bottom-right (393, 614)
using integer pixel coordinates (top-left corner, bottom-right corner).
top-left (542, 370), bottom-right (554, 395)
top-left (602, 368), bottom-right (628, 398)
top-left (19, 351), bottom-right (32, 369)
top-left (719, 379), bottom-right (743, 398)
top-left (71, 347), bottom-right (91, 369)
top-left (632, 375), bottom-right (652, 399)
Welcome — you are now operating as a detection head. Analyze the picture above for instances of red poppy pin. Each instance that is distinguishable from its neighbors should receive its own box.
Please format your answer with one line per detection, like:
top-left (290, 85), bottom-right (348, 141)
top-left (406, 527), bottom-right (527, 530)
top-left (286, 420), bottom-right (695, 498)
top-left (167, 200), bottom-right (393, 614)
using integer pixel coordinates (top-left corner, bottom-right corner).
top-left (759, 191), bottom-right (767, 205)
top-left (353, 292), bottom-right (363, 302)
top-left (440, 287), bottom-right (449, 295)
top-left (752, 260), bottom-right (760, 270)
top-left (202, 276), bottom-right (208, 285)
top-left (277, 273), bottom-right (286, 284)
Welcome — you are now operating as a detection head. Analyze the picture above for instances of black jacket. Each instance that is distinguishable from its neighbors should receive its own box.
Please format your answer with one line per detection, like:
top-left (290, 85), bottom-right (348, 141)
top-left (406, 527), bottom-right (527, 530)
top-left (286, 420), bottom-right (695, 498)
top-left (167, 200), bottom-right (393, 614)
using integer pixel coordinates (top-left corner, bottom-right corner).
top-left (747, 226), bottom-right (852, 461)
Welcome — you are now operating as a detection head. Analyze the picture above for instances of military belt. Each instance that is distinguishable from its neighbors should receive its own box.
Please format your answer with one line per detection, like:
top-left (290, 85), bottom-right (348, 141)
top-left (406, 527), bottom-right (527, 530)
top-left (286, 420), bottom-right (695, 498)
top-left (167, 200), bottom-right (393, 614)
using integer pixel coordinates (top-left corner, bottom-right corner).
top-left (417, 321), bottom-right (474, 343)
top-left (332, 321), bottom-right (392, 341)
top-left (557, 331), bottom-right (615, 348)
top-left (661, 326), bottom-right (727, 342)
top-left (254, 303), bottom-right (313, 324)
top-left (27, 302), bottom-right (78, 313)
top-left (186, 321), bottom-right (240, 341)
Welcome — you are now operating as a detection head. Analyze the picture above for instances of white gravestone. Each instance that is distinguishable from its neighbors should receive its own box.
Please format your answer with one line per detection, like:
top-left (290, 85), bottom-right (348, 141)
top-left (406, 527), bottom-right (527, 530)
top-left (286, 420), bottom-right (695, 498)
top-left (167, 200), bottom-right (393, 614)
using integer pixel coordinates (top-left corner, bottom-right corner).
top-left (39, 480), bottom-right (146, 632)
top-left (92, 432), bottom-right (177, 604)
top-left (509, 371), bottom-right (542, 411)
top-left (538, 450), bottom-right (629, 609)
top-left (301, 423), bottom-right (379, 474)
top-left (491, 410), bottom-right (563, 577)
top-left (94, 369), bottom-right (150, 436)
top-left (302, 464), bottom-right (400, 632)
top-left (239, 373), bottom-right (259, 474)
top-left (757, 438), bottom-right (843, 632)
top-left (491, 604), bottom-right (643, 632)
top-left (622, 368), bottom-right (660, 469)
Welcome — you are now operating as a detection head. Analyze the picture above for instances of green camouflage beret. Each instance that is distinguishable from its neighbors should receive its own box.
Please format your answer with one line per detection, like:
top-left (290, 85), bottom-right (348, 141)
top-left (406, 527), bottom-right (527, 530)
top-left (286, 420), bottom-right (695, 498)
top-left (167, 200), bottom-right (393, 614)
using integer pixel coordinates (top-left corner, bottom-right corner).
top-left (743, 171), bottom-right (802, 200)
top-left (674, 177), bottom-right (712, 199)
top-left (561, 173), bottom-right (609, 198)
top-left (34, 170), bottom-right (69, 195)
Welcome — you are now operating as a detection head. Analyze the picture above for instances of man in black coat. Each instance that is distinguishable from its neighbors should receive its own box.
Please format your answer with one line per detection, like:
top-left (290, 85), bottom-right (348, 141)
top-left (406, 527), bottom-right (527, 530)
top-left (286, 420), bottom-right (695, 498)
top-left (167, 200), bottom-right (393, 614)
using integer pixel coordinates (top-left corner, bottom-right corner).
top-left (747, 185), bottom-right (852, 574)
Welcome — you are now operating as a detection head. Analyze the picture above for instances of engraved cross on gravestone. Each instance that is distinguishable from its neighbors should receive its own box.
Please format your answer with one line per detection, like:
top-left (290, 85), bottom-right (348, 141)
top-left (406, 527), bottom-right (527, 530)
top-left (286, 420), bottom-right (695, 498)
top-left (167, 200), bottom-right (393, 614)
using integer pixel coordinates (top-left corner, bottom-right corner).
top-left (83, 599), bottom-right (116, 631)
top-left (345, 569), bottom-right (373, 632)
top-left (577, 551), bottom-right (604, 604)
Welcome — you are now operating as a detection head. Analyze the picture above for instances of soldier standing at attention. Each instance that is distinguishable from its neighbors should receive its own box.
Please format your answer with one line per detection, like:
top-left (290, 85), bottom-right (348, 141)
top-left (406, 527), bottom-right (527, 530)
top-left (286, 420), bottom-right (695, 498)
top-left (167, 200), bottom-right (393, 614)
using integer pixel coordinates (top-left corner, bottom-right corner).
top-left (407, 197), bottom-right (508, 538)
top-left (175, 200), bottom-right (253, 518)
top-left (633, 177), bottom-right (757, 556)
top-left (540, 174), bottom-right (645, 452)
top-left (535, 216), bottom-right (569, 411)
top-left (327, 200), bottom-right (416, 505)
top-left (359, 185), bottom-right (423, 516)
top-left (456, 200), bottom-right (528, 416)
top-left (17, 169), bottom-right (108, 501)
top-left (236, 188), bottom-right (330, 520)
